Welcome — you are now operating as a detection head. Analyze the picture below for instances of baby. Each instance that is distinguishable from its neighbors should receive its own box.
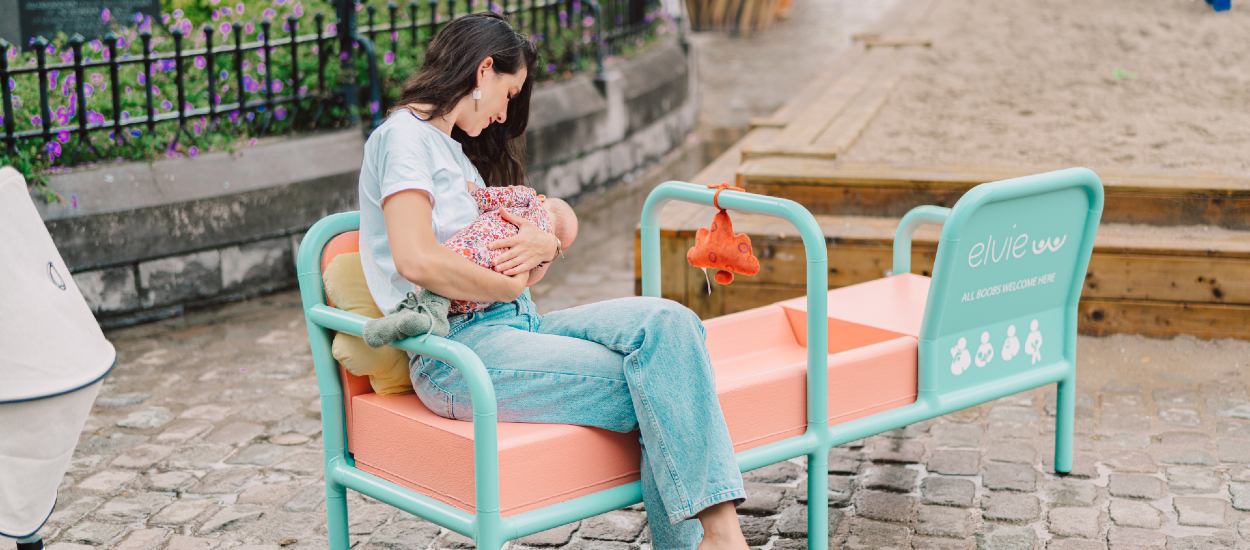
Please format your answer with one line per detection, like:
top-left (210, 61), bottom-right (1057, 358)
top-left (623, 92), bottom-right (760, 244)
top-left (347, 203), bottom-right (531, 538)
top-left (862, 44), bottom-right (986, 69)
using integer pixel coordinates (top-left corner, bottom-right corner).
top-left (363, 182), bottom-right (578, 347)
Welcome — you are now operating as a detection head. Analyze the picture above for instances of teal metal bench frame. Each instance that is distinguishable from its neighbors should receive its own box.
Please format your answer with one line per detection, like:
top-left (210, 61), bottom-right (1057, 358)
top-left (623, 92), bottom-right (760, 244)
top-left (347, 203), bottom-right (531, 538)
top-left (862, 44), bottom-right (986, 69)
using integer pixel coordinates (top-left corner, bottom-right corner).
top-left (297, 167), bottom-right (1103, 549)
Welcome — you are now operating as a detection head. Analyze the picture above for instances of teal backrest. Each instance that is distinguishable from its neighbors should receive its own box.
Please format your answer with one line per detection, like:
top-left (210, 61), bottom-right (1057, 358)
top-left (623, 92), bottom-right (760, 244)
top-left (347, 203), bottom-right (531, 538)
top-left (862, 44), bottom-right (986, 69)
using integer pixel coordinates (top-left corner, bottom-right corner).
top-left (918, 168), bottom-right (1104, 395)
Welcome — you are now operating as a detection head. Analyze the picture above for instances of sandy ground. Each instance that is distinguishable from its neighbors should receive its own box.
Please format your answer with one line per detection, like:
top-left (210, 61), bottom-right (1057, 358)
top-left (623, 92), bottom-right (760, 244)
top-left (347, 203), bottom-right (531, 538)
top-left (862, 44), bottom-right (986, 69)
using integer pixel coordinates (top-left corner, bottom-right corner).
top-left (841, 0), bottom-right (1250, 175)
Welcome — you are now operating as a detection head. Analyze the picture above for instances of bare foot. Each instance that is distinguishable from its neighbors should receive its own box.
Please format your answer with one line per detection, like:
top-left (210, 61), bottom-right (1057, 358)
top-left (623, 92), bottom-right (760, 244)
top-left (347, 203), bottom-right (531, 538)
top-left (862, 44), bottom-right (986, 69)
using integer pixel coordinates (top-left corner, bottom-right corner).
top-left (696, 532), bottom-right (749, 550)
top-left (696, 501), bottom-right (749, 550)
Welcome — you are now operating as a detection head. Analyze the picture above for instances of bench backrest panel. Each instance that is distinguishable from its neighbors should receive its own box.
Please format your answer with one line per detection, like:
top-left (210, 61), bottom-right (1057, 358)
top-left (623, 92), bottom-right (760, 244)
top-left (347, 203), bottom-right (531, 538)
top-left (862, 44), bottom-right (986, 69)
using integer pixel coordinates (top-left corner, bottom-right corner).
top-left (919, 168), bottom-right (1103, 394)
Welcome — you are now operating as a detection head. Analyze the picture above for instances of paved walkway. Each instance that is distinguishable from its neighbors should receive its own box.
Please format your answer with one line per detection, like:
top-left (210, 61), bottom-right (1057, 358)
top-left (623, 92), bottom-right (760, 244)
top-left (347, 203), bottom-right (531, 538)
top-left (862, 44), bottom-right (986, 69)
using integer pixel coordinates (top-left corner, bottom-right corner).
top-left (11, 1), bottom-right (1250, 549)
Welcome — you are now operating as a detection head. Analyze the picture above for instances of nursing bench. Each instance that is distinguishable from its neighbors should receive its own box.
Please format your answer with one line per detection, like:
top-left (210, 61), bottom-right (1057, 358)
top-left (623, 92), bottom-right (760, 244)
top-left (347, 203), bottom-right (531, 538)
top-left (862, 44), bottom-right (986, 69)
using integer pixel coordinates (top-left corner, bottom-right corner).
top-left (296, 167), bottom-right (1104, 549)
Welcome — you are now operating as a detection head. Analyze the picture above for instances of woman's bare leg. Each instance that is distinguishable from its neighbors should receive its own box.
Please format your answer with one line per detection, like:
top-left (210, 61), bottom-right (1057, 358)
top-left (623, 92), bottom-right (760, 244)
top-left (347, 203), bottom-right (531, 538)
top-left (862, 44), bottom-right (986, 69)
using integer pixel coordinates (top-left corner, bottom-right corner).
top-left (696, 502), bottom-right (749, 550)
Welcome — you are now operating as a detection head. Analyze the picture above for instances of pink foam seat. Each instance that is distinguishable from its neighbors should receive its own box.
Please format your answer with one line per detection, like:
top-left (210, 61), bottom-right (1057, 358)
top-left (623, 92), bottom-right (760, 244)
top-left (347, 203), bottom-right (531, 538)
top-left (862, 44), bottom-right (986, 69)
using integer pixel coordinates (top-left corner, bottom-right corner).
top-left (327, 231), bottom-right (931, 516)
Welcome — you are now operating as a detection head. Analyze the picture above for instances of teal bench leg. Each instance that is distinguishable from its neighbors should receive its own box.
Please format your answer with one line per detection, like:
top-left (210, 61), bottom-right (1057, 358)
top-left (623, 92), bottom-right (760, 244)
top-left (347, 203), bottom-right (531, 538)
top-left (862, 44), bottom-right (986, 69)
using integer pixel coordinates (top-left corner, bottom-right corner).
top-left (807, 450), bottom-right (830, 549)
top-left (327, 479), bottom-right (350, 550)
top-left (1054, 374), bottom-right (1076, 474)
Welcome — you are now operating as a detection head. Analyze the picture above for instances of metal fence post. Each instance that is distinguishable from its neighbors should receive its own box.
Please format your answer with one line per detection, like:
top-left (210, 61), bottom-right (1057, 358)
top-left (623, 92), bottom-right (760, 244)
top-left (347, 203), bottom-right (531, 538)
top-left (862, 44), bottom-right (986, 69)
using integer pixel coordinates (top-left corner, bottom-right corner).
top-left (337, 0), bottom-right (360, 127)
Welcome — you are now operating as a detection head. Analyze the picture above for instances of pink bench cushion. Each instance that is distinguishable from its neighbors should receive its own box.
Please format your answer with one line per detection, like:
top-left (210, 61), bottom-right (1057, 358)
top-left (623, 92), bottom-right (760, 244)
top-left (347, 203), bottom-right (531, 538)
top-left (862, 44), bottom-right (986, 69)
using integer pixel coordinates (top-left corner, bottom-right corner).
top-left (322, 227), bottom-right (930, 516)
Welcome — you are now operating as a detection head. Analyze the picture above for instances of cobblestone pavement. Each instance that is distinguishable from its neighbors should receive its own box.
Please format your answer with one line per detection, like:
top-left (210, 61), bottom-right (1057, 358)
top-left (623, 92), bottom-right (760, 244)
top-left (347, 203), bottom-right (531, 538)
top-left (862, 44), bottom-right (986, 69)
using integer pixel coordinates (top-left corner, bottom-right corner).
top-left (12, 1), bottom-right (1250, 549)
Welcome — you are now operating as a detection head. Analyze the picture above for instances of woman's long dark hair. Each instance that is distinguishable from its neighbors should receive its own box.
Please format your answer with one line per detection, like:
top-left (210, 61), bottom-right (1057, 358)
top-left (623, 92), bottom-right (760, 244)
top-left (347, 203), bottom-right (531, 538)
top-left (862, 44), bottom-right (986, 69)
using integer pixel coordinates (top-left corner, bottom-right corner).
top-left (389, 12), bottom-right (538, 187)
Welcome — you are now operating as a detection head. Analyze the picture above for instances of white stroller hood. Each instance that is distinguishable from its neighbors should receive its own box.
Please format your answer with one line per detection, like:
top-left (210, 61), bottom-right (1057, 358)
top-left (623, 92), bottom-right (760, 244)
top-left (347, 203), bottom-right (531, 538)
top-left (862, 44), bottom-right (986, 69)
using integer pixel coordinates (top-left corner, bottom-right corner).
top-left (0, 167), bottom-right (115, 538)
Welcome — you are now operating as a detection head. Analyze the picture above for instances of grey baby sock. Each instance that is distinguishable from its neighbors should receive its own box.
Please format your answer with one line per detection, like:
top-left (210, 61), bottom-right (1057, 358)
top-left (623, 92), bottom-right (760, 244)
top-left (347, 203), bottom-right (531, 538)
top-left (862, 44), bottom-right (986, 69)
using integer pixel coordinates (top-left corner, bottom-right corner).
top-left (362, 289), bottom-right (452, 347)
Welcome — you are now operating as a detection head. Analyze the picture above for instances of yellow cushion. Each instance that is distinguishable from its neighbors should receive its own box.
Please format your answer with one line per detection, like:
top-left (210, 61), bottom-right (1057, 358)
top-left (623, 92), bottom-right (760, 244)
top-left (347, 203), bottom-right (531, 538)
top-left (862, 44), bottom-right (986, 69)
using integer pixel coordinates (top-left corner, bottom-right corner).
top-left (323, 252), bottom-right (414, 396)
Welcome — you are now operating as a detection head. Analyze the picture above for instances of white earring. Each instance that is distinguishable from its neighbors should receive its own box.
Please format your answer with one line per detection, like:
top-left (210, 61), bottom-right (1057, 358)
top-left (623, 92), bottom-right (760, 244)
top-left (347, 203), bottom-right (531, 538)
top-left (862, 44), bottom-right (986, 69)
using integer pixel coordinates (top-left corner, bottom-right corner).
top-left (472, 88), bottom-right (481, 112)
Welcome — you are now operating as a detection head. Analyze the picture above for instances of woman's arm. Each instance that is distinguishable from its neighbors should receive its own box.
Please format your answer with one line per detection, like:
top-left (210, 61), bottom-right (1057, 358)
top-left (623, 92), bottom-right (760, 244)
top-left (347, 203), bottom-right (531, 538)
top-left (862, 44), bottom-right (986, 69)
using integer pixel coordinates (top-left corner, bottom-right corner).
top-left (384, 190), bottom-right (529, 302)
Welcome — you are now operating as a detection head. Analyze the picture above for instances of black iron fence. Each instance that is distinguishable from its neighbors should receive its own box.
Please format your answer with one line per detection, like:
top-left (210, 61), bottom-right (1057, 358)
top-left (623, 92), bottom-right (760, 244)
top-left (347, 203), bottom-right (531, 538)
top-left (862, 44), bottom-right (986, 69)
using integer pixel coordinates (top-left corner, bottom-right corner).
top-left (1, 0), bottom-right (672, 185)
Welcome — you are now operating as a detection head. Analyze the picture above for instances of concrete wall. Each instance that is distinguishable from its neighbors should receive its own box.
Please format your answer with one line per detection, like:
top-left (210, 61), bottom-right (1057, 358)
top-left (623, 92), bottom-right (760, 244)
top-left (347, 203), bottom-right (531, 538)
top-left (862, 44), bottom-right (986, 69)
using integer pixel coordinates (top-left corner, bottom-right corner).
top-left (34, 38), bottom-right (697, 327)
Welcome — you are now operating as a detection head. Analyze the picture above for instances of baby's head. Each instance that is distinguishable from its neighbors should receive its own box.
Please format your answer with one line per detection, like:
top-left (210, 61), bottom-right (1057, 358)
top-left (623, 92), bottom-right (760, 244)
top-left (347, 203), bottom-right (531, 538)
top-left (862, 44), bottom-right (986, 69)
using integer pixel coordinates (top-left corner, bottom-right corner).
top-left (540, 197), bottom-right (578, 251)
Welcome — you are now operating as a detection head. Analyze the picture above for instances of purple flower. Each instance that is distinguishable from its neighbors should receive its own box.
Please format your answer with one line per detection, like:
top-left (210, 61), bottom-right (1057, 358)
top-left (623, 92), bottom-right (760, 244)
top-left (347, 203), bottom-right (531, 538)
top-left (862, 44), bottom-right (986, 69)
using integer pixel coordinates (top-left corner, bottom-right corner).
top-left (84, 83), bottom-right (94, 97)
top-left (137, 71), bottom-right (146, 84)
top-left (129, 128), bottom-right (141, 137)
top-left (161, 99), bottom-right (173, 111)
top-left (57, 130), bottom-right (70, 143)
top-left (246, 112), bottom-right (255, 121)
top-left (222, 5), bottom-right (233, 15)
top-left (275, 106), bottom-right (287, 120)
top-left (236, 2), bottom-right (245, 14)
top-left (133, 11), bottom-right (143, 24)
top-left (90, 73), bottom-right (104, 85)
top-left (220, 69), bottom-right (229, 80)
top-left (263, 8), bottom-right (276, 19)
top-left (292, 3), bottom-right (303, 16)
top-left (257, 62), bottom-right (266, 74)
top-left (245, 22), bottom-right (255, 34)
top-left (369, 101), bottom-right (379, 114)
top-left (212, 10), bottom-right (220, 21)
top-left (7, 78), bottom-right (15, 91)
top-left (194, 56), bottom-right (207, 69)
top-left (383, 51), bottom-right (395, 65)
top-left (189, 145), bottom-right (199, 157)
top-left (46, 141), bottom-right (61, 158)
top-left (101, 7), bottom-right (111, 22)
top-left (271, 80), bottom-right (283, 92)
top-left (30, 115), bottom-right (42, 127)
top-left (121, 111), bottom-right (130, 119)
top-left (87, 111), bottom-right (105, 124)
top-left (546, 63), bottom-right (556, 73)
top-left (152, 85), bottom-right (161, 96)
top-left (391, 31), bottom-right (399, 42)
top-left (173, 9), bottom-right (184, 17)
top-left (583, 15), bottom-right (594, 27)
top-left (220, 22), bottom-right (232, 35)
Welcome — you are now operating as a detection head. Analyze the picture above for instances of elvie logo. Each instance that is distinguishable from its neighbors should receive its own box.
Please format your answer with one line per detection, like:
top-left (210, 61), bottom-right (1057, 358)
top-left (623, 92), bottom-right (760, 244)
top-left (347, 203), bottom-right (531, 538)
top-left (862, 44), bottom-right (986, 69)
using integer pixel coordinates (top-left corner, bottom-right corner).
top-left (967, 226), bottom-right (1067, 269)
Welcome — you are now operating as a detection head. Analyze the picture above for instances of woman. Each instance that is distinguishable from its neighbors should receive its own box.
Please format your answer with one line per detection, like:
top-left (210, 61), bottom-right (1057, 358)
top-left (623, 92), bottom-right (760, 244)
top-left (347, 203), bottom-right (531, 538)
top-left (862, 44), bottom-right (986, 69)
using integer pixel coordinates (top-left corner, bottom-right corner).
top-left (357, 12), bottom-right (749, 549)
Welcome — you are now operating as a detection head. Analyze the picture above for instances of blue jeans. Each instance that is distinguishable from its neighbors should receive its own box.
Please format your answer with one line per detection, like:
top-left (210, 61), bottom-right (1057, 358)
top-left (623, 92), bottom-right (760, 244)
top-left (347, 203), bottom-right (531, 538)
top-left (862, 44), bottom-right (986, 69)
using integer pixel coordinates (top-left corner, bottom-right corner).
top-left (409, 288), bottom-right (746, 549)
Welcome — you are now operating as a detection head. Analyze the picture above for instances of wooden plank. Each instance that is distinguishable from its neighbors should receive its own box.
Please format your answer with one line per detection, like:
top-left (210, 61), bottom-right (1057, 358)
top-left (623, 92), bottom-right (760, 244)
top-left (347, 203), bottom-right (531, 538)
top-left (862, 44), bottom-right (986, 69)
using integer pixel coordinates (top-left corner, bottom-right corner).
top-left (1085, 254), bottom-right (1250, 304)
top-left (745, 159), bottom-right (1250, 194)
top-left (741, 48), bottom-right (899, 159)
top-left (740, 159), bottom-right (1250, 229)
top-left (1079, 299), bottom-right (1250, 340)
top-left (809, 64), bottom-right (902, 155)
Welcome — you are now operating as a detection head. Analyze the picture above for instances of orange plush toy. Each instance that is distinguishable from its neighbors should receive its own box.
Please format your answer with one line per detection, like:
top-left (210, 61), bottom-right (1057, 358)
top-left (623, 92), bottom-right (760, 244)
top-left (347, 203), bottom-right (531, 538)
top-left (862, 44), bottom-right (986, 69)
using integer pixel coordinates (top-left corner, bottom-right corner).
top-left (687, 183), bottom-right (761, 285)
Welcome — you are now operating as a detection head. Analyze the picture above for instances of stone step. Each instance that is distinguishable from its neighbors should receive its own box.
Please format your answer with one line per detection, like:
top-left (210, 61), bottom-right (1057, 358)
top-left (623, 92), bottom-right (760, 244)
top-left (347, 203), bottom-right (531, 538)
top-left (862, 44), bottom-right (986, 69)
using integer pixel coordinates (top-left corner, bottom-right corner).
top-left (737, 158), bottom-right (1250, 230)
top-left (639, 200), bottom-right (1250, 340)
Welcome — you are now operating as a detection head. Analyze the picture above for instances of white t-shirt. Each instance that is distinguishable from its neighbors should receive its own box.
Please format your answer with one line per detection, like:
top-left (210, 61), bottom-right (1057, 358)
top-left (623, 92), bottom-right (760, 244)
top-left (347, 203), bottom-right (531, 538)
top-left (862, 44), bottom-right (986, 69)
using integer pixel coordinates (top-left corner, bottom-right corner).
top-left (358, 109), bottom-right (484, 313)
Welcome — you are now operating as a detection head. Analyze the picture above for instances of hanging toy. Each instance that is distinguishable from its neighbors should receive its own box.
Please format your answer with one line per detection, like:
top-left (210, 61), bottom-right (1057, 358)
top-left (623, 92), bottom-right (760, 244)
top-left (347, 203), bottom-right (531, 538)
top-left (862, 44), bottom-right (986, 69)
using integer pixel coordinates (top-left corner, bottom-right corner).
top-left (686, 183), bottom-right (761, 286)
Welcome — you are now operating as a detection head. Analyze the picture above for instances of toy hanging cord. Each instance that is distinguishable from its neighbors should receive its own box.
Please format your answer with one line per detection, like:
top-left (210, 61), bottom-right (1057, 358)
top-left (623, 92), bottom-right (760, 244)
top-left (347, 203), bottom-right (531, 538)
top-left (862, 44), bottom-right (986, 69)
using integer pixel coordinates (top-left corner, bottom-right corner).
top-left (686, 183), bottom-right (762, 294)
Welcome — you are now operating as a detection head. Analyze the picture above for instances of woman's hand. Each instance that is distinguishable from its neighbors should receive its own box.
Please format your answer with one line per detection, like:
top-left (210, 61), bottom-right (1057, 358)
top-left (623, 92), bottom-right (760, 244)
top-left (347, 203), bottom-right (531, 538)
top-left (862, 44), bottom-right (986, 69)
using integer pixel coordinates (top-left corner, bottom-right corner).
top-left (489, 209), bottom-right (559, 276)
